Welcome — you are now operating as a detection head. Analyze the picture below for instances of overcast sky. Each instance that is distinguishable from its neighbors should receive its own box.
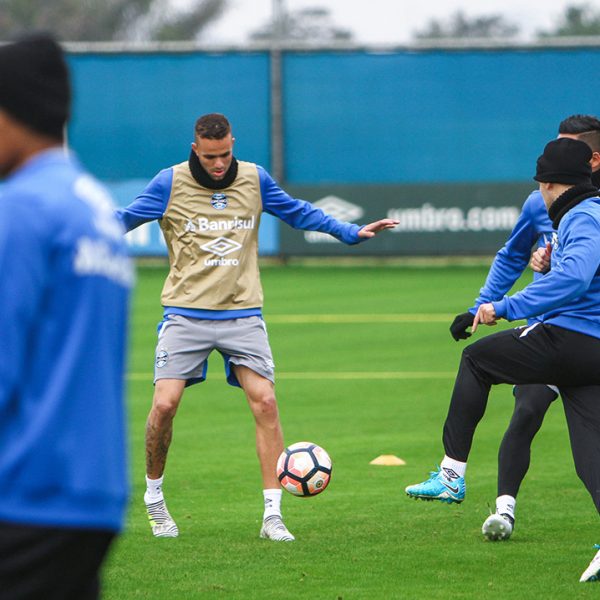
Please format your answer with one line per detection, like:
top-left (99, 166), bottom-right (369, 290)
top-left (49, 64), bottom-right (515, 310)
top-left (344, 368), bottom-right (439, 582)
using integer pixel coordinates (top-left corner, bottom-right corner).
top-left (185, 0), bottom-right (596, 44)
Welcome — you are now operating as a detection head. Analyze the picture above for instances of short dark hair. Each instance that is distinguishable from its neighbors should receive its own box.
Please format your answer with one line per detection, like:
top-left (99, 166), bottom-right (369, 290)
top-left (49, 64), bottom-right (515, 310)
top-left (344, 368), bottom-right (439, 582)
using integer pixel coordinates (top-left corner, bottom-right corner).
top-left (558, 114), bottom-right (600, 152)
top-left (194, 113), bottom-right (231, 139)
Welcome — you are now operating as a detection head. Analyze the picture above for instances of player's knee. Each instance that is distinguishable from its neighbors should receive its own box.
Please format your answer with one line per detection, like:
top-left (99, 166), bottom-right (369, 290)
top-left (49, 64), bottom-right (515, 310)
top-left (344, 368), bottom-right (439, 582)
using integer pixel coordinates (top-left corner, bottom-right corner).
top-left (151, 393), bottom-right (180, 421)
top-left (250, 390), bottom-right (278, 419)
top-left (152, 380), bottom-right (184, 417)
top-left (510, 403), bottom-right (545, 432)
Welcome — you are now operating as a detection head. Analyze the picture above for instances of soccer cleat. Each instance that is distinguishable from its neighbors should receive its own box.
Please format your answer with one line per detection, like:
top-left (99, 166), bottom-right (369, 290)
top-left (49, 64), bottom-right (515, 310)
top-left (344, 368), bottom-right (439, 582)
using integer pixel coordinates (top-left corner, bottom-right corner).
top-left (259, 515), bottom-right (295, 542)
top-left (580, 545), bottom-right (600, 582)
top-left (482, 512), bottom-right (514, 541)
top-left (405, 467), bottom-right (465, 504)
top-left (145, 498), bottom-right (179, 538)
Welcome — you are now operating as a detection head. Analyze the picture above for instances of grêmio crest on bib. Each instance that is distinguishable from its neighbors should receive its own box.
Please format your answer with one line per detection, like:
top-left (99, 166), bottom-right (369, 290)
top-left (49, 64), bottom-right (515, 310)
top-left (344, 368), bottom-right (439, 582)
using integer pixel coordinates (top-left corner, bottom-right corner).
top-left (211, 193), bottom-right (228, 210)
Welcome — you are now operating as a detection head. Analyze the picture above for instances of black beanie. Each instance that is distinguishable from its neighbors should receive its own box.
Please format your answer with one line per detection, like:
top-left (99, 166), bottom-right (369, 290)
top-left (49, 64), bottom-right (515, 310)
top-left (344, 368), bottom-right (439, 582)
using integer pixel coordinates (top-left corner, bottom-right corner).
top-left (534, 137), bottom-right (592, 185)
top-left (0, 33), bottom-right (70, 139)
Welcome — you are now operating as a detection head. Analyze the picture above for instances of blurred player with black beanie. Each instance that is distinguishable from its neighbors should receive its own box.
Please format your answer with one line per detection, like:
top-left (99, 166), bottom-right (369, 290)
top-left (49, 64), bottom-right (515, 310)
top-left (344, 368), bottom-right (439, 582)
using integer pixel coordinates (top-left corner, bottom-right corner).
top-left (0, 33), bottom-right (131, 599)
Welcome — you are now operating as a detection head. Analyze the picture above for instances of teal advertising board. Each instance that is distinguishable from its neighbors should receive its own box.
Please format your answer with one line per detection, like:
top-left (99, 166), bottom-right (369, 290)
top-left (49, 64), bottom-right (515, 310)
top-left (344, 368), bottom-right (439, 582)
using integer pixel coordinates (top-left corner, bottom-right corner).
top-left (281, 183), bottom-right (535, 256)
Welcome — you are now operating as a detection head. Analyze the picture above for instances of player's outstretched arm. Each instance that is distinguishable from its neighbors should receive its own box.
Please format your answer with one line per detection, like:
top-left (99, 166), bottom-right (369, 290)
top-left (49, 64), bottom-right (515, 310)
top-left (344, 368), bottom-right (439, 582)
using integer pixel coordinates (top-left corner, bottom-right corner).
top-left (357, 218), bottom-right (399, 238)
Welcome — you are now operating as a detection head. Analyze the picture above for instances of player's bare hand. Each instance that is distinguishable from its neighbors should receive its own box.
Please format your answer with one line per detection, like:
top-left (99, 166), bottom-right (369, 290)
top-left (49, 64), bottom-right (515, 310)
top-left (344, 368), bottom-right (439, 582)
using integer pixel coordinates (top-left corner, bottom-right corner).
top-left (357, 218), bottom-right (400, 238)
top-left (530, 242), bottom-right (551, 273)
top-left (472, 303), bottom-right (497, 333)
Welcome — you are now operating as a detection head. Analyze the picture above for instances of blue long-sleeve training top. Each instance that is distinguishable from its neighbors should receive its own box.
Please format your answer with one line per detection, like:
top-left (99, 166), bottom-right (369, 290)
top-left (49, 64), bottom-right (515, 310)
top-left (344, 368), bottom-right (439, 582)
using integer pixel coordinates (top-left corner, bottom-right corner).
top-left (0, 149), bottom-right (132, 532)
top-left (116, 161), bottom-right (365, 320)
top-left (493, 196), bottom-right (600, 339)
top-left (471, 190), bottom-right (554, 324)
top-left (117, 164), bottom-right (364, 244)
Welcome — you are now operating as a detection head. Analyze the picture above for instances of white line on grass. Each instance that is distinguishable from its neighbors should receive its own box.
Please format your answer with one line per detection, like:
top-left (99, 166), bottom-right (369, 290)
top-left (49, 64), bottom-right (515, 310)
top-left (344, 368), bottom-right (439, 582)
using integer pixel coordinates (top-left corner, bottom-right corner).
top-left (265, 314), bottom-right (453, 323)
top-left (276, 371), bottom-right (456, 379)
top-left (127, 371), bottom-right (456, 381)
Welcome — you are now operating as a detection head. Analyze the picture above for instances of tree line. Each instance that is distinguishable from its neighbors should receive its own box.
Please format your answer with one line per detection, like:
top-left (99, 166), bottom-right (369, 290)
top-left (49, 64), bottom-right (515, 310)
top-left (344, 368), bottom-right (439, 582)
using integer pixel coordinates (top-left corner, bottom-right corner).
top-left (0, 1), bottom-right (599, 42)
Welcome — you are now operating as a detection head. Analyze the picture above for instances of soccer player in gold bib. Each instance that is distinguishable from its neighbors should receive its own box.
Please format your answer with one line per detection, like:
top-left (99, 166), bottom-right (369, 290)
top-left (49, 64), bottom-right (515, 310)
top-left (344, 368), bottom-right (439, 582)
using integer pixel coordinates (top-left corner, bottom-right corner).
top-left (117, 113), bottom-right (397, 541)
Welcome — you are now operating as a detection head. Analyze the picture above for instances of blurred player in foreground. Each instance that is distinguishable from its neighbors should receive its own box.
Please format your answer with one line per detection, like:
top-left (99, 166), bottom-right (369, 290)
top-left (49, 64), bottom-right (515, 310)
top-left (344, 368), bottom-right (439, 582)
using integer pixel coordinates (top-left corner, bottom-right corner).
top-left (116, 113), bottom-right (397, 542)
top-left (406, 137), bottom-right (600, 582)
top-left (0, 34), bottom-right (132, 599)
top-left (448, 115), bottom-right (600, 541)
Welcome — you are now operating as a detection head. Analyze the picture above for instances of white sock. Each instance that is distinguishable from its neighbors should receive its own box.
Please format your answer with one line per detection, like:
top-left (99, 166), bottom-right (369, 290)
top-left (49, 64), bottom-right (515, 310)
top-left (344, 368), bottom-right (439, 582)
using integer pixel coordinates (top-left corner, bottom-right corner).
top-left (496, 495), bottom-right (516, 518)
top-left (440, 456), bottom-right (467, 479)
top-left (263, 489), bottom-right (282, 520)
top-left (144, 475), bottom-right (164, 503)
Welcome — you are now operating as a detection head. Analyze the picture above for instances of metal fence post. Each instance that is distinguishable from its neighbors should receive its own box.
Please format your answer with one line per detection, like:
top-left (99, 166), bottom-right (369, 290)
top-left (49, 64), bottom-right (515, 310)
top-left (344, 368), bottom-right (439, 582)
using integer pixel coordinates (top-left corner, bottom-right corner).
top-left (270, 0), bottom-right (285, 184)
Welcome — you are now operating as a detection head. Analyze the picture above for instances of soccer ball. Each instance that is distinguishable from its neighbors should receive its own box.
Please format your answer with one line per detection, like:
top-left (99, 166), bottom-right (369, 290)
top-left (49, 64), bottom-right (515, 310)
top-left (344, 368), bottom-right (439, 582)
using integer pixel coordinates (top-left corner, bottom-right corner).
top-left (276, 441), bottom-right (332, 497)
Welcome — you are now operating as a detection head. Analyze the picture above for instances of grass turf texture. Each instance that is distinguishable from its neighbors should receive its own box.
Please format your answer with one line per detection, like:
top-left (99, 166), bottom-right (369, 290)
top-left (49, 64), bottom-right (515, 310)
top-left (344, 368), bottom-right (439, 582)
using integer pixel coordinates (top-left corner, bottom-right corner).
top-left (103, 264), bottom-right (599, 599)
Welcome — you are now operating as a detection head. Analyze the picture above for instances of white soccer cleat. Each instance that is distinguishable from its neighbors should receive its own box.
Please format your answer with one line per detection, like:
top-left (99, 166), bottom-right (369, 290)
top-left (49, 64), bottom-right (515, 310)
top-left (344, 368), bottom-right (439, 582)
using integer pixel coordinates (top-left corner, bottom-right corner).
top-left (145, 498), bottom-right (179, 538)
top-left (580, 545), bottom-right (600, 582)
top-left (482, 512), bottom-right (514, 541)
top-left (259, 515), bottom-right (295, 542)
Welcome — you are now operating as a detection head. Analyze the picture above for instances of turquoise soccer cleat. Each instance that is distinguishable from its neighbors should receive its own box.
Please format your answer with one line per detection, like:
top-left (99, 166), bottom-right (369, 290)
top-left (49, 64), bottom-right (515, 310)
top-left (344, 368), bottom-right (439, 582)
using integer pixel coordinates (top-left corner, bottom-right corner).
top-left (405, 466), bottom-right (465, 504)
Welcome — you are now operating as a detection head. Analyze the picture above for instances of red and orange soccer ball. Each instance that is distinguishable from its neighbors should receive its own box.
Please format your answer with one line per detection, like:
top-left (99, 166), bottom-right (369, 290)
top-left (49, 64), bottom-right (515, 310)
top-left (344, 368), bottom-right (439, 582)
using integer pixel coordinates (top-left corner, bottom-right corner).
top-left (276, 441), bottom-right (332, 497)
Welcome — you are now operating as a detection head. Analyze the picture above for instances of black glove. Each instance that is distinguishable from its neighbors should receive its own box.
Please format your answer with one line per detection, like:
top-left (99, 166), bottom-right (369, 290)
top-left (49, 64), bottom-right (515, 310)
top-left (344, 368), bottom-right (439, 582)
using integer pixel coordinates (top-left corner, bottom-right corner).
top-left (449, 312), bottom-right (475, 341)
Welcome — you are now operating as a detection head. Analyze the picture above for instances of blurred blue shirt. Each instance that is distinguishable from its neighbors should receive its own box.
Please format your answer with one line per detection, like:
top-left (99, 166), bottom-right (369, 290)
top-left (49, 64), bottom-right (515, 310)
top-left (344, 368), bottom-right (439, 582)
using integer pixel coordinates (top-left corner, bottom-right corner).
top-left (0, 149), bottom-right (133, 531)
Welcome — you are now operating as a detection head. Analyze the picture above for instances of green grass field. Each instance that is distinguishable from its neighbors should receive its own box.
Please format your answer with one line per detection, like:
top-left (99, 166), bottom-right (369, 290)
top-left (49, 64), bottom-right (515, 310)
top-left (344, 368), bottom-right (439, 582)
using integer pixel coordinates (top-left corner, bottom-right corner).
top-left (103, 263), bottom-right (599, 599)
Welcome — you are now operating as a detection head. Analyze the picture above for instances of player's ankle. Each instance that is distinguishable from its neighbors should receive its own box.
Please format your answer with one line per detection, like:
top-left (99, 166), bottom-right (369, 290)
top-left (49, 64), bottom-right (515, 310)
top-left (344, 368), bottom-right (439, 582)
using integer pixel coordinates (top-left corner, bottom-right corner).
top-left (496, 494), bottom-right (516, 520)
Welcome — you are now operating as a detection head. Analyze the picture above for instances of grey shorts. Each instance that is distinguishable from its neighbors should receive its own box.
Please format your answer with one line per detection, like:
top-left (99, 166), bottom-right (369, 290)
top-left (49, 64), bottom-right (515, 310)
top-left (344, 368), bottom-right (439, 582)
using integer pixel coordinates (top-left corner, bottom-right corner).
top-left (154, 314), bottom-right (275, 388)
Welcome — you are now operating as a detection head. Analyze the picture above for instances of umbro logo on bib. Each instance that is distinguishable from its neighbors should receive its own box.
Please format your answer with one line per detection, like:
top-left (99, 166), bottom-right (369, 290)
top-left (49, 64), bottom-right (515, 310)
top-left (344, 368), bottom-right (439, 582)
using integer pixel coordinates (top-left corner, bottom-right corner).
top-left (201, 237), bottom-right (242, 257)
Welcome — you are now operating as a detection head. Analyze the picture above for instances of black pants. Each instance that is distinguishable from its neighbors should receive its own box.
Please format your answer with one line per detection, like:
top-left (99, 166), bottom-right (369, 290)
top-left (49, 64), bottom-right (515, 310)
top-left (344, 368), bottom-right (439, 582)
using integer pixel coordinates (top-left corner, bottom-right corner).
top-left (0, 522), bottom-right (115, 600)
top-left (442, 323), bottom-right (600, 511)
top-left (497, 384), bottom-right (558, 498)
